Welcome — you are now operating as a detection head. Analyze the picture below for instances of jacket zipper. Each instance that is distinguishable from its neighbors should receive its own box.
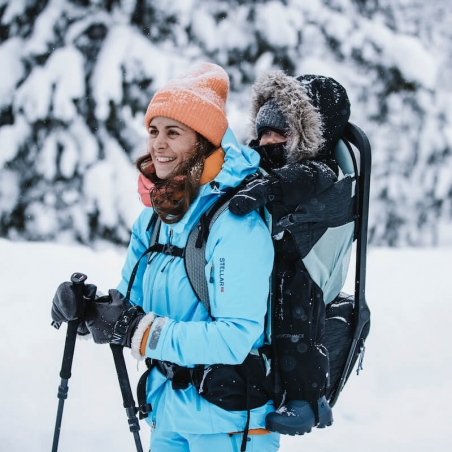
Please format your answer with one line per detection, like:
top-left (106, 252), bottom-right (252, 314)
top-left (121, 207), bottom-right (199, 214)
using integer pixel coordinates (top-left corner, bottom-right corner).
top-left (150, 384), bottom-right (165, 429)
top-left (162, 228), bottom-right (174, 314)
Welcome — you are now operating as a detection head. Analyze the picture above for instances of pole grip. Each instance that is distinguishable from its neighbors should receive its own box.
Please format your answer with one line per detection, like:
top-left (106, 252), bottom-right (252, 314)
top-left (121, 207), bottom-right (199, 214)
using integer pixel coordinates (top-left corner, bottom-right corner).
top-left (59, 320), bottom-right (79, 380)
top-left (70, 272), bottom-right (88, 298)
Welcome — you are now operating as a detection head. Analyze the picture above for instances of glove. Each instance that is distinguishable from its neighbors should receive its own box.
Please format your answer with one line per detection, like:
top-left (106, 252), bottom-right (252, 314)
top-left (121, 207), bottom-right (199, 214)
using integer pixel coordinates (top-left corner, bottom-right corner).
top-left (229, 173), bottom-right (282, 216)
top-left (51, 281), bottom-right (98, 335)
top-left (84, 289), bottom-right (145, 347)
top-left (271, 161), bottom-right (338, 210)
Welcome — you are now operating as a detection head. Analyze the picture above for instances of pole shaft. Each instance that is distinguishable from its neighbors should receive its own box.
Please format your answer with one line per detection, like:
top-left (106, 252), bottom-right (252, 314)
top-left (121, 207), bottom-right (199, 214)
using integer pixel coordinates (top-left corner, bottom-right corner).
top-left (51, 273), bottom-right (87, 452)
top-left (110, 344), bottom-right (143, 452)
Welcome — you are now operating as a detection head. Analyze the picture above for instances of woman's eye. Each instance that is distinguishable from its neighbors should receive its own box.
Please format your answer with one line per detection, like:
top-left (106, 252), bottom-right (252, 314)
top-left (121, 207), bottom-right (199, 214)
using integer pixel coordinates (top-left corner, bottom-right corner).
top-left (149, 129), bottom-right (158, 136)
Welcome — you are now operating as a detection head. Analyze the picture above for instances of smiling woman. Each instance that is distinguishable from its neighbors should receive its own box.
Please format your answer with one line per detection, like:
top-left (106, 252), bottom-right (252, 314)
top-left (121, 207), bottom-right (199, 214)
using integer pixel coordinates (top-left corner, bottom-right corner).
top-left (135, 115), bottom-right (217, 223)
top-left (50, 62), bottom-right (279, 452)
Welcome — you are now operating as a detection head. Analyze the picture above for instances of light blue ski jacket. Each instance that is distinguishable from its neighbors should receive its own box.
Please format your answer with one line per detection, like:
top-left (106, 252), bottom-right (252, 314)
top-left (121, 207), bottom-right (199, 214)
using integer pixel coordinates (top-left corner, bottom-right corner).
top-left (117, 128), bottom-right (275, 434)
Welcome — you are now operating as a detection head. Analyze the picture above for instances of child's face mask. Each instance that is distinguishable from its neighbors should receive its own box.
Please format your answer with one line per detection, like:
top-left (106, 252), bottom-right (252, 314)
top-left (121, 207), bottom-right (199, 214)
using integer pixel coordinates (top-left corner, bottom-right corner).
top-left (253, 142), bottom-right (287, 172)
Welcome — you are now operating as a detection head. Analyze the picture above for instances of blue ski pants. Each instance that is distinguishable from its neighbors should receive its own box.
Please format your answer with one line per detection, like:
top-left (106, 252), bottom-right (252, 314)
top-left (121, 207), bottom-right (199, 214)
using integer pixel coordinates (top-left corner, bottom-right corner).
top-left (150, 430), bottom-right (280, 451)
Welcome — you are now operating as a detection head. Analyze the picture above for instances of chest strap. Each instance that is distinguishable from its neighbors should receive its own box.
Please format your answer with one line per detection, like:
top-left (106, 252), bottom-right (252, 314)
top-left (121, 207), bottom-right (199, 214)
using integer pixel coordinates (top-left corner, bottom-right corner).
top-left (150, 243), bottom-right (185, 258)
top-left (125, 242), bottom-right (185, 301)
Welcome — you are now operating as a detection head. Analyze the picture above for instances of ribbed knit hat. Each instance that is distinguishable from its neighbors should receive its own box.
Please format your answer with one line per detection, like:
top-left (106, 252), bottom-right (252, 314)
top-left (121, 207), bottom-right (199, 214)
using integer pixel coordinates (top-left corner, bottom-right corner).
top-left (144, 62), bottom-right (229, 147)
top-left (255, 98), bottom-right (290, 138)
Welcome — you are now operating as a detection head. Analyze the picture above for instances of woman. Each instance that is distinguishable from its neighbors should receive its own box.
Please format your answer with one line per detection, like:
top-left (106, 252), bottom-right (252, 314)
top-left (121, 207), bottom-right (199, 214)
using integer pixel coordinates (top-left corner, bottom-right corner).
top-left (51, 62), bottom-right (279, 452)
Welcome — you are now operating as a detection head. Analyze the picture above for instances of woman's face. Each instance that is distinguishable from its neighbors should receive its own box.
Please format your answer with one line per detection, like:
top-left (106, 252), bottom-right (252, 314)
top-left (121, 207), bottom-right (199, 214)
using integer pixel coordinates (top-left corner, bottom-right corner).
top-left (148, 116), bottom-right (198, 179)
top-left (259, 129), bottom-right (287, 146)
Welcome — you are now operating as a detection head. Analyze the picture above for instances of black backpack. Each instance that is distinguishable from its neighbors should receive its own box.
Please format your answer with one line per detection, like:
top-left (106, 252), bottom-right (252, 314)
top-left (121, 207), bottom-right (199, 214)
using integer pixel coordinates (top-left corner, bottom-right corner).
top-left (133, 122), bottom-right (371, 409)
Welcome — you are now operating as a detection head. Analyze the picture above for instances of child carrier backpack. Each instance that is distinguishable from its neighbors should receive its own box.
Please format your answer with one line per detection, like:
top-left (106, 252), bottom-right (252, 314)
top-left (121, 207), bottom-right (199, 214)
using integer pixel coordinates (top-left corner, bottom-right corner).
top-left (134, 122), bottom-right (371, 411)
top-left (323, 122), bottom-right (371, 407)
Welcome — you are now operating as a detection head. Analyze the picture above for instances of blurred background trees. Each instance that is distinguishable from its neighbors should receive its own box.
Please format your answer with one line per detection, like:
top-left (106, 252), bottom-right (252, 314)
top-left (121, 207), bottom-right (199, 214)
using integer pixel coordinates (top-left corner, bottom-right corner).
top-left (1, 0), bottom-right (451, 247)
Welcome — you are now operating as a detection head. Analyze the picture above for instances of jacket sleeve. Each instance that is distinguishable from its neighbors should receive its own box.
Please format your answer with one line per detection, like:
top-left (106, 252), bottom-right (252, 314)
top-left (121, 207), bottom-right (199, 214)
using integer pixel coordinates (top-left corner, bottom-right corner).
top-left (141, 210), bottom-right (274, 366)
top-left (272, 159), bottom-right (337, 210)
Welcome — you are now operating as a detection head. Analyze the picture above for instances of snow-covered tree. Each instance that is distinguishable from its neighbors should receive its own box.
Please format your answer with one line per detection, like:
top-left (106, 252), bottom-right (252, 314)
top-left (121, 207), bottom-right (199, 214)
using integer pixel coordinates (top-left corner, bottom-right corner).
top-left (1, 0), bottom-right (451, 246)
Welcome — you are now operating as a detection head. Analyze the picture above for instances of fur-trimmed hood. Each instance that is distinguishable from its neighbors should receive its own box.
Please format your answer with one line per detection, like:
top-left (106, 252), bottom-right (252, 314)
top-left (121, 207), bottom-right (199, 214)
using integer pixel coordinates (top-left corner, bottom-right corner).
top-left (249, 71), bottom-right (351, 162)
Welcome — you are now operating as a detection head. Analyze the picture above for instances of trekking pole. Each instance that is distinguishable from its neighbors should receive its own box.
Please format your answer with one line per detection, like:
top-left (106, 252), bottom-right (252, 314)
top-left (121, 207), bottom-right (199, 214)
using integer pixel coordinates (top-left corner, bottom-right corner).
top-left (110, 344), bottom-right (144, 452)
top-left (52, 272), bottom-right (87, 452)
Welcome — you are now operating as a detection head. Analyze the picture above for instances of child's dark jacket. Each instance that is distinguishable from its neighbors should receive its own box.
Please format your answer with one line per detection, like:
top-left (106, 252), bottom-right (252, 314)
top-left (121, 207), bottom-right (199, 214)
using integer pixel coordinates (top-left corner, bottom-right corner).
top-left (247, 71), bottom-right (352, 403)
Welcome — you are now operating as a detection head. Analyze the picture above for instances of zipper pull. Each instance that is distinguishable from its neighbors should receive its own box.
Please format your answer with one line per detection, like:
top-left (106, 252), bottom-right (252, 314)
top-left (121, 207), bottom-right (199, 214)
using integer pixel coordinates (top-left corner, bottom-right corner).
top-left (210, 181), bottom-right (224, 194)
top-left (147, 253), bottom-right (156, 265)
top-left (161, 256), bottom-right (176, 272)
top-left (209, 261), bottom-right (214, 283)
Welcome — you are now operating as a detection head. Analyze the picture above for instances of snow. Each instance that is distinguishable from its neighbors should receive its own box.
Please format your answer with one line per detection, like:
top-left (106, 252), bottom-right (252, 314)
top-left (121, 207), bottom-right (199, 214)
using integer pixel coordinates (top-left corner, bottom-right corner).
top-left (91, 25), bottom-right (131, 121)
top-left (255, 2), bottom-right (302, 48)
top-left (0, 0), bottom-right (26, 24)
top-left (0, 37), bottom-right (24, 108)
top-left (0, 116), bottom-right (30, 166)
top-left (82, 132), bottom-right (142, 230)
top-left (191, 11), bottom-right (218, 53)
top-left (24, 0), bottom-right (64, 55)
top-left (90, 23), bottom-right (189, 121)
top-left (1, 0), bottom-right (452, 246)
top-left (14, 46), bottom-right (85, 123)
top-left (0, 168), bottom-right (20, 213)
top-left (364, 20), bottom-right (438, 88)
top-left (1, 238), bottom-right (451, 451)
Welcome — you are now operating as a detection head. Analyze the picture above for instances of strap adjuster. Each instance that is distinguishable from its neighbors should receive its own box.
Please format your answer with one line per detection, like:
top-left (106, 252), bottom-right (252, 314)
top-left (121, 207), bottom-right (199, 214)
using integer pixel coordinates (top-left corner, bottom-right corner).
top-left (161, 361), bottom-right (176, 380)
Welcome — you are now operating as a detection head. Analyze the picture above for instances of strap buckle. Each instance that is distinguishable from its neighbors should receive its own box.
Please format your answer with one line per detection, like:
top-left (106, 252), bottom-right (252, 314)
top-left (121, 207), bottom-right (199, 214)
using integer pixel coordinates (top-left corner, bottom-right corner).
top-left (154, 360), bottom-right (203, 390)
top-left (277, 214), bottom-right (295, 229)
top-left (161, 361), bottom-right (176, 380)
top-left (162, 243), bottom-right (175, 255)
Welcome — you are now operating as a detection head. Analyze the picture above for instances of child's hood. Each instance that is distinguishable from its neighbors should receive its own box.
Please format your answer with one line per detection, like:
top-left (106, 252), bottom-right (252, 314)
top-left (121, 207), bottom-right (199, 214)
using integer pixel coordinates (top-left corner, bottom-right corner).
top-left (249, 71), bottom-right (350, 161)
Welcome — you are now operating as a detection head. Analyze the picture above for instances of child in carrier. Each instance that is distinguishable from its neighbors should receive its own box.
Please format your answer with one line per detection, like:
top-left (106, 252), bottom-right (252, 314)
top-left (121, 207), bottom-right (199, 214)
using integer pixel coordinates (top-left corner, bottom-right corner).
top-left (229, 71), bottom-right (352, 435)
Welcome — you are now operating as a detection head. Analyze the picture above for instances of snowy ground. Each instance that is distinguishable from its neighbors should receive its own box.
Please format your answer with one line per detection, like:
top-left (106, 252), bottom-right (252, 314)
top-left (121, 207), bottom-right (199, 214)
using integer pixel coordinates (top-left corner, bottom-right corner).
top-left (0, 237), bottom-right (450, 452)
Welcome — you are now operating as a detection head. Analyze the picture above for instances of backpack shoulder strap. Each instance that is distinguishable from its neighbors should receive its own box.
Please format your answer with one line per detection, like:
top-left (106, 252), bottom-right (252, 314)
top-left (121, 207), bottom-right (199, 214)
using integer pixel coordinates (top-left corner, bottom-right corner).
top-left (185, 184), bottom-right (251, 315)
top-left (125, 211), bottom-right (161, 300)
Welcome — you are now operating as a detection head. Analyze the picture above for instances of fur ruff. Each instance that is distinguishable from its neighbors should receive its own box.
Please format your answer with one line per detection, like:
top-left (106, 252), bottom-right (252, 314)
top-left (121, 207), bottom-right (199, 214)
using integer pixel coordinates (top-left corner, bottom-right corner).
top-left (249, 70), bottom-right (324, 163)
top-left (131, 312), bottom-right (156, 361)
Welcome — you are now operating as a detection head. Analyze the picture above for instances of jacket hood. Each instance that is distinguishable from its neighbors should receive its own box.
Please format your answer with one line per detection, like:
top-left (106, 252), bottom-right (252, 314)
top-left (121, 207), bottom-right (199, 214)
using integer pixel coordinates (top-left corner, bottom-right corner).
top-left (250, 71), bottom-right (350, 161)
top-left (216, 127), bottom-right (260, 190)
top-left (170, 127), bottom-right (260, 234)
top-left (296, 74), bottom-right (351, 158)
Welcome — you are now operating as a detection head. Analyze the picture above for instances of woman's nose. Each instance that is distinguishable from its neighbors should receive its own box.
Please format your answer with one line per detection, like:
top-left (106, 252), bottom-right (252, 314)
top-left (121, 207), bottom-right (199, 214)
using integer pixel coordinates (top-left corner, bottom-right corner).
top-left (153, 133), bottom-right (167, 150)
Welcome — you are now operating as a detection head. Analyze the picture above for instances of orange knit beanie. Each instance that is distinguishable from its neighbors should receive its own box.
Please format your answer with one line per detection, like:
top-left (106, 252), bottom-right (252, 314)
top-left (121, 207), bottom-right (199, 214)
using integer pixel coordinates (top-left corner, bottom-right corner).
top-left (144, 62), bottom-right (229, 147)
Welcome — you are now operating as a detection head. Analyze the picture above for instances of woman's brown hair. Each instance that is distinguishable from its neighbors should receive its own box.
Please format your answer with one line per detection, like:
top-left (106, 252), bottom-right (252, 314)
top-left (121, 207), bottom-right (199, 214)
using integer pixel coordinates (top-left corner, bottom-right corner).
top-left (136, 134), bottom-right (216, 224)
